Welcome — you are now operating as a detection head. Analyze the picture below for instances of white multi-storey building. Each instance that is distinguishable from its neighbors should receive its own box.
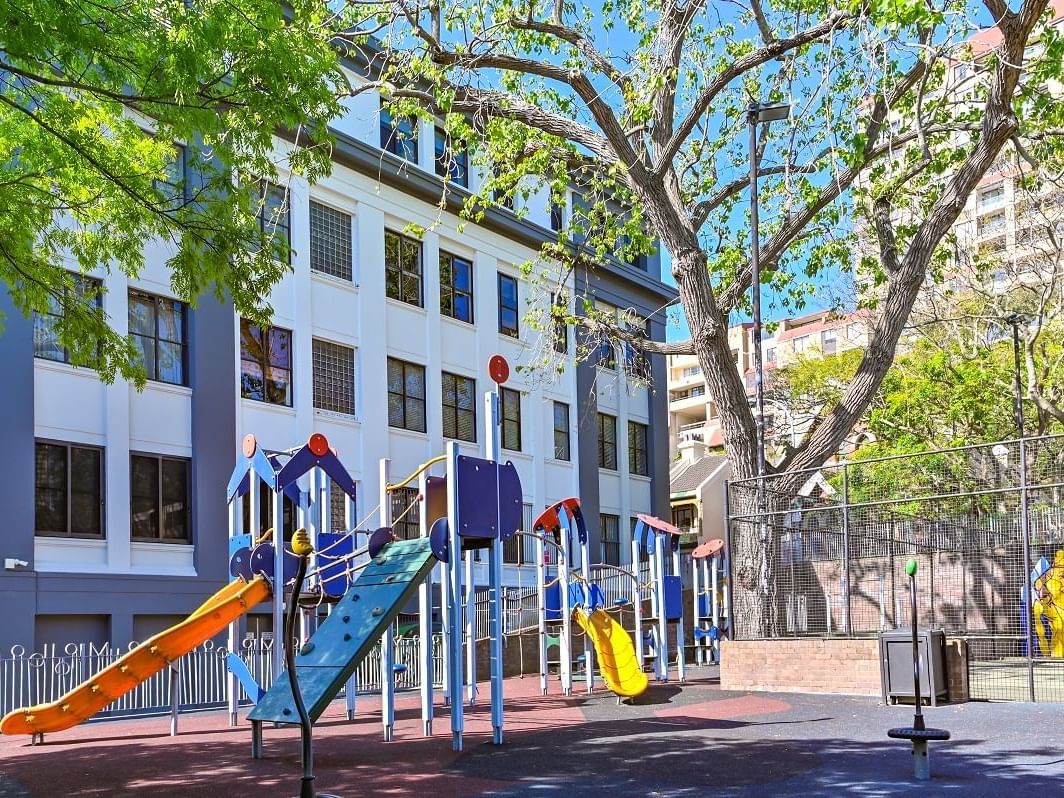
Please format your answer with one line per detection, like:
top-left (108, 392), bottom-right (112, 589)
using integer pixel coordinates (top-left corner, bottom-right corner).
top-left (0, 59), bottom-right (675, 653)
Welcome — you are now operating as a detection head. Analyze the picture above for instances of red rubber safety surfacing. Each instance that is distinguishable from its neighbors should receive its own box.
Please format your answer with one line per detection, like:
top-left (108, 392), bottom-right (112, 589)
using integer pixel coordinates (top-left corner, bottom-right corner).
top-left (308, 432), bottom-right (330, 457)
top-left (488, 354), bottom-right (510, 385)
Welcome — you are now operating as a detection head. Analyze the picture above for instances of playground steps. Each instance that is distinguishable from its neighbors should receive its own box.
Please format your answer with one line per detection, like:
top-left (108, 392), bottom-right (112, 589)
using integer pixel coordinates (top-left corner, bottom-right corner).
top-left (248, 537), bottom-right (436, 725)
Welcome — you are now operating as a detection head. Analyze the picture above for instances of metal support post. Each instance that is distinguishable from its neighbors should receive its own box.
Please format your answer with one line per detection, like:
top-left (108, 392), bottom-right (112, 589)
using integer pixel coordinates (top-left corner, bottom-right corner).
top-left (655, 533), bottom-right (668, 682)
top-left (344, 493), bottom-right (357, 721)
top-left (673, 546), bottom-right (686, 682)
top-left (536, 530), bottom-right (547, 695)
top-left (272, 486), bottom-right (285, 678)
top-left (841, 463), bottom-right (853, 637)
top-left (379, 458), bottom-right (395, 742)
top-left (445, 441), bottom-right (465, 750)
top-left (418, 469), bottom-right (434, 737)
top-left (465, 549), bottom-right (476, 705)
top-left (632, 535), bottom-right (644, 670)
top-left (227, 495), bottom-right (242, 727)
top-left (559, 513), bottom-right (573, 697)
top-left (486, 389), bottom-right (505, 744)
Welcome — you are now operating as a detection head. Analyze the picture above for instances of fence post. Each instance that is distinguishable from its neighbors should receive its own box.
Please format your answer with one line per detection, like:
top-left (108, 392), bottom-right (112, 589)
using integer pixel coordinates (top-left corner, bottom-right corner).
top-left (842, 463), bottom-right (853, 637)
top-left (1018, 436), bottom-right (1035, 702)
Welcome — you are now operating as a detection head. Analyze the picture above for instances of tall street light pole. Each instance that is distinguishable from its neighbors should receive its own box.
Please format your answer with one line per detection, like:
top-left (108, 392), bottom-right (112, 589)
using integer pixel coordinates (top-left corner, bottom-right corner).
top-left (1006, 312), bottom-right (1036, 700)
top-left (747, 101), bottom-right (790, 481)
top-left (748, 100), bottom-right (790, 629)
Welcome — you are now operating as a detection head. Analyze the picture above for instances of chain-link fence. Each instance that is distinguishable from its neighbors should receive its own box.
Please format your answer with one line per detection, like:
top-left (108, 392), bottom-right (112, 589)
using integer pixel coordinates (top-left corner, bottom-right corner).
top-left (726, 434), bottom-right (1064, 702)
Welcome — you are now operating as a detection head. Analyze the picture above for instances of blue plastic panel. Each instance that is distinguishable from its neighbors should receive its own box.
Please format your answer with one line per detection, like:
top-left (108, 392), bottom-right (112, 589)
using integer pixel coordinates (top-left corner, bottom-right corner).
top-left (317, 532), bottom-right (354, 597)
top-left (545, 582), bottom-right (561, 621)
top-left (664, 575), bottom-right (683, 622)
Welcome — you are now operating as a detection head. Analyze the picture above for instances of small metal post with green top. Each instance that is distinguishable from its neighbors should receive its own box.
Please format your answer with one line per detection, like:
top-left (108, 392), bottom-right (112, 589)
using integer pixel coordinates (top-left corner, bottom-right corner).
top-left (887, 558), bottom-right (950, 781)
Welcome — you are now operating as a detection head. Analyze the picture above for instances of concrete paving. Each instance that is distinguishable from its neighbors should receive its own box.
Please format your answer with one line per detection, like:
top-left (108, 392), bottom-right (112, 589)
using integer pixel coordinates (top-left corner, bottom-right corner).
top-left (1, 670), bottom-right (1062, 796)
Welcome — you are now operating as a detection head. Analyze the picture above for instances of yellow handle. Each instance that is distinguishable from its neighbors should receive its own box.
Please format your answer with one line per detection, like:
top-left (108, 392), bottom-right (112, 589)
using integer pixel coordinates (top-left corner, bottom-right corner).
top-left (291, 528), bottom-right (314, 557)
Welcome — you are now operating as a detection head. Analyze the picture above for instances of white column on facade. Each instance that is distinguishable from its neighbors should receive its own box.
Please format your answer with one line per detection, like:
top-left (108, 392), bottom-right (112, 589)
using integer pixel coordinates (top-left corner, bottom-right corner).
top-left (423, 231), bottom-right (444, 445)
top-left (107, 271), bottom-right (132, 573)
top-left (288, 175), bottom-right (315, 443)
top-left (356, 205), bottom-right (388, 510)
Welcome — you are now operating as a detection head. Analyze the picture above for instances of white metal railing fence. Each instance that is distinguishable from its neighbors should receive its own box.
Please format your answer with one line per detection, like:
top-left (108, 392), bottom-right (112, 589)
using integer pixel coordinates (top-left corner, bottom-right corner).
top-left (1, 636), bottom-right (444, 721)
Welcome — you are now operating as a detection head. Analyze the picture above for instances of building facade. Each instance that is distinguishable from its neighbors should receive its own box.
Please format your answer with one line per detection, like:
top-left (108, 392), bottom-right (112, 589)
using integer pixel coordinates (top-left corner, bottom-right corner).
top-left (0, 63), bottom-right (675, 654)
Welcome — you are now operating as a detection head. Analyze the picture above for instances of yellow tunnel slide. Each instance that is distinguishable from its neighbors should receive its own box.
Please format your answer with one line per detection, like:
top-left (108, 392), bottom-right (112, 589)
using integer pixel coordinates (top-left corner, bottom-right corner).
top-left (572, 607), bottom-right (649, 699)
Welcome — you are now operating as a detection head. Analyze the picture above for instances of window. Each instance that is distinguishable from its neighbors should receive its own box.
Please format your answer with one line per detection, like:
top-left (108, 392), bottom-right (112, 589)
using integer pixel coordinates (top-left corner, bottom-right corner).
top-left (598, 413), bottom-right (617, 470)
top-left (33, 275), bottom-right (102, 364)
top-left (550, 200), bottom-right (565, 232)
top-left (130, 454), bottom-right (190, 542)
top-left (258, 184), bottom-right (291, 264)
top-left (329, 482), bottom-right (355, 534)
top-left (551, 294), bottom-right (569, 354)
top-left (793, 335), bottom-right (811, 354)
top-left (600, 514), bottom-right (621, 566)
top-left (34, 442), bottom-right (103, 538)
top-left (672, 505), bottom-right (695, 534)
top-left (242, 482), bottom-right (295, 542)
top-left (439, 251), bottom-right (473, 323)
top-left (498, 273), bottom-right (519, 338)
top-left (434, 128), bottom-right (468, 187)
top-left (154, 142), bottom-right (186, 206)
top-left (442, 371), bottom-right (477, 442)
top-left (553, 402), bottom-right (571, 461)
top-left (309, 201), bottom-right (353, 281)
top-left (978, 183), bottom-right (1005, 211)
top-left (624, 320), bottom-right (650, 375)
top-left (387, 358), bottom-right (427, 432)
top-left (312, 338), bottom-right (355, 416)
top-left (766, 347), bottom-right (777, 365)
top-left (380, 106), bottom-right (418, 161)
top-left (501, 387), bottom-right (522, 451)
top-left (390, 486), bottom-right (420, 540)
top-left (682, 366), bottom-right (700, 378)
top-left (240, 320), bottom-right (293, 406)
top-left (492, 167), bottom-right (515, 210)
top-left (128, 291), bottom-right (187, 385)
top-left (822, 329), bottom-right (838, 355)
top-left (628, 421), bottom-right (649, 476)
top-left (593, 303), bottom-right (618, 369)
top-left (979, 210), bottom-right (1006, 237)
top-left (504, 503), bottom-right (536, 564)
top-left (385, 230), bottom-right (423, 307)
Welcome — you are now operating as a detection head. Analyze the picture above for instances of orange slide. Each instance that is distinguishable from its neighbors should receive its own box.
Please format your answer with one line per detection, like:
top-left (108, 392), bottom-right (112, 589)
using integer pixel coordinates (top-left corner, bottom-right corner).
top-left (1, 577), bottom-right (270, 737)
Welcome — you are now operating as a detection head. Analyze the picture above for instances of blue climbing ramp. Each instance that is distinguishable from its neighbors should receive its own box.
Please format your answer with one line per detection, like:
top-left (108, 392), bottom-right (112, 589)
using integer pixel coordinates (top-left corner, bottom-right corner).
top-left (248, 537), bottom-right (436, 725)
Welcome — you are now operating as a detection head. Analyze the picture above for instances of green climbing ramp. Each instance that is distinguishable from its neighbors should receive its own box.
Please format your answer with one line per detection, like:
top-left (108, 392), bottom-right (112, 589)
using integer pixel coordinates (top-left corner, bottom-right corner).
top-left (248, 537), bottom-right (436, 725)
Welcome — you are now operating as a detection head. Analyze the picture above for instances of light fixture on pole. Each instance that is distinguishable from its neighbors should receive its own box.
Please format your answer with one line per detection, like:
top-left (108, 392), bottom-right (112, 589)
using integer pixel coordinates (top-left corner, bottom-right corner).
top-left (747, 100), bottom-right (790, 481)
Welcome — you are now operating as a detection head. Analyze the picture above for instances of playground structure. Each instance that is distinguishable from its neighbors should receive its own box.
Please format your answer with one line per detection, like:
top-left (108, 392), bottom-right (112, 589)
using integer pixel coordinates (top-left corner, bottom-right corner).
top-left (691, 538), bottom-right (727, 665)
top-left (1031, 549), bottom-right (1064, 659)
top-left (0, 352), bottom-right (722, 792)
top-left (512, 500), bottom-right (688, 702)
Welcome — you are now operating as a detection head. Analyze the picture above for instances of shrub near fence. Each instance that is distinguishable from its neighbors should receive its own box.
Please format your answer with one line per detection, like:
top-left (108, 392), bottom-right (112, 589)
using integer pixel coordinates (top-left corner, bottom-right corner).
top-left (0, 636), bottom-right (444, 721)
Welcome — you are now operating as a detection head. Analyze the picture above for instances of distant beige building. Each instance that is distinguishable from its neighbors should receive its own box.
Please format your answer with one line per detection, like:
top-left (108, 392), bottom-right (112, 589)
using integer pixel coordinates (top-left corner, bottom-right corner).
top-left (667, 310), bottom-right (868, 459)
top-left (666, 309), bottom-right (868, 546)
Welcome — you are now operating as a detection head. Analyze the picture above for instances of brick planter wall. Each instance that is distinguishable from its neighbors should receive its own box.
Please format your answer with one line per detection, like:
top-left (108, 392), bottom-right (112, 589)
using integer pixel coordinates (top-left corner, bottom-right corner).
top-left (720, 637), bottom-right (970, 701)
top-left (720, 638), bottom-right (882, 696)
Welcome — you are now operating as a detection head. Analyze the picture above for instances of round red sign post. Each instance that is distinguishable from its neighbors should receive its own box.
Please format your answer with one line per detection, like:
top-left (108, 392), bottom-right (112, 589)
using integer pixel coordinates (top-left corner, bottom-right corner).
top-left (488, 354), bottom-right (510, 385)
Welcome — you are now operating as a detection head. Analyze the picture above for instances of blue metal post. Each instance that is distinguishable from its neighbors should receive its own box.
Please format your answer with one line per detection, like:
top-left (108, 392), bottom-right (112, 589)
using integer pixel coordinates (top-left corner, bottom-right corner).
top-left (486, 389), bottom-right (504, 744)
top-left (446, 440), bottom-right (465, 750)
top-left (272, 484), bottom-right (285, 678)
top-left (536, 531), bottom-right (547, 695)
top-left (344, 492), bottom-right (357, 721)
top-left (418, 468), bottom-right (434, 736)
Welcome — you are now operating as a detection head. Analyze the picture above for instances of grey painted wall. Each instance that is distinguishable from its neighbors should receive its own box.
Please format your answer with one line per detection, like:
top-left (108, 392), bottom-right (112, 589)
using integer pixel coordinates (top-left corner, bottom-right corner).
top-left (0, 288), bottom-right (38, 653)
top-left (189, 294), bottom-right (236, 583)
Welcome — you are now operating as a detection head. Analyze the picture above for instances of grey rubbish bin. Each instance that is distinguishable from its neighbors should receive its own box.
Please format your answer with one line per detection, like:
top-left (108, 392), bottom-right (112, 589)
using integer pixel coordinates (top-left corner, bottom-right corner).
top-left (879, 628), bottom-right (948, 707)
